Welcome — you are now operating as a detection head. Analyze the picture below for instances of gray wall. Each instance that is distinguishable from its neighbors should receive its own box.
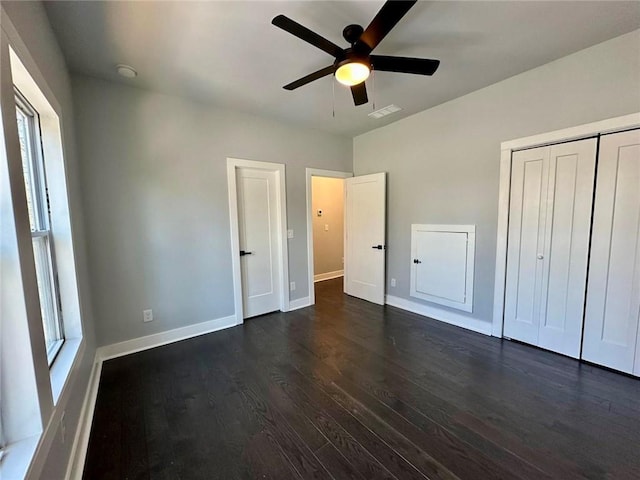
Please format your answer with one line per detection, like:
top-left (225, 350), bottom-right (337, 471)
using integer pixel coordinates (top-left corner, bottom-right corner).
top-left (72, 75), bottom-right (352, 346)
top-left (1, 1), bottom-right (97, 478)
top-left (312, 176), bottom-right (344, 276)
top-left (354, 30), bottom-right (640, 330)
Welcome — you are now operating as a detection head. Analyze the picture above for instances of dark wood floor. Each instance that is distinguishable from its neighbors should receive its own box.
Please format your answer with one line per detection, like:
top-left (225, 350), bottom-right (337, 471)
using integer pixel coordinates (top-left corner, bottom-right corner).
top-left (84, 278), bottom-right (640, 479)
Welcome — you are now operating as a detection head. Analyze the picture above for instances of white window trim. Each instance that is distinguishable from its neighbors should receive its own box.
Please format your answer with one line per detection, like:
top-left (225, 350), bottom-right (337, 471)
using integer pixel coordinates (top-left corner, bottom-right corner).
top-left (1, 11), bottom-right (88, 478)
top-left (9, 45), bottom-right (85, 378)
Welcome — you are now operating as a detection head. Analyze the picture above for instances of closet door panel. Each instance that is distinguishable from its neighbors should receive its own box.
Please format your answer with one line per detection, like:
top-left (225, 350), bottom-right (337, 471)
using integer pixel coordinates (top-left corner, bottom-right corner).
top-left (583, 129), bottom-right (640, 374)
top-left (504, 147), bottom-right (549, 344)
top-left (538, 139), bottom-right (596, 358)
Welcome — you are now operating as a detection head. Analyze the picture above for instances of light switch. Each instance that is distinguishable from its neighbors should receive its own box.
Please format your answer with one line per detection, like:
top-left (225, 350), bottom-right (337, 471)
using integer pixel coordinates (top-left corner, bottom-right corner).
top-left (324, 224), bottom-right (329, 231)
top-left (287, 229), bottom-right (294, 239)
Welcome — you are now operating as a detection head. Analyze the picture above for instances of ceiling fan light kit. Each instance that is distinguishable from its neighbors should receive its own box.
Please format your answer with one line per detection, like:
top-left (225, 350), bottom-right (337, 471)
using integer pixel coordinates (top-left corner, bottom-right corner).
top-left (272, 0), bottom-right (440, 107)
top-left (335, 60), bottom-right (370, 87)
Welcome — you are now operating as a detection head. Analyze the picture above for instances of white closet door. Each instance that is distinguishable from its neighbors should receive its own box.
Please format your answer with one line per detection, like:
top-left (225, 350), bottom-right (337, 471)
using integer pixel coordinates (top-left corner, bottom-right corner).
top-left (583, 129), bottom-right (640, 374)
top-left (504, 139), bottom-right (596, 357)
top-left (504, 146), bottom-right (550, 345)
top-left (537, 139), bottom-right (596, 358)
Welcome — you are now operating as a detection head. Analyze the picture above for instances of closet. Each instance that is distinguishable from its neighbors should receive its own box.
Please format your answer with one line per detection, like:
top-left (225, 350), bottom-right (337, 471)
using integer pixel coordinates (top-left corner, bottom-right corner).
top-left (504, 129), bottom-right (640, 375)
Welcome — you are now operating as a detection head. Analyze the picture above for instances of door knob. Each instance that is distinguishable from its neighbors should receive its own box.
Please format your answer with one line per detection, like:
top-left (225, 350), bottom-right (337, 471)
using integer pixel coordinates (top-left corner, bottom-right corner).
top-left (371, 245), bottom-right (385, 250)
top-left (537, 254), bottom-right (544, 259)
top-left (413, 259), bottom-right (422, 264)
top-left (240, 250), bottom-right (253, 256)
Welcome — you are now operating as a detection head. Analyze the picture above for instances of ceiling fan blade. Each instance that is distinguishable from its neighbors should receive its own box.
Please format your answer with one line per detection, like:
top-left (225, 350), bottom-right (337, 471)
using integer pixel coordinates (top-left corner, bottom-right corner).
top-left (283, 65), bottom-right (335, 90)
top-left (272, 15), bottom-right (344, 58)
top-left (350, 82), bottom-right (368, 106)
top-left (371, 55), bottom-right (440, 75)
top-left (356, 0), bottom-right (417, 53)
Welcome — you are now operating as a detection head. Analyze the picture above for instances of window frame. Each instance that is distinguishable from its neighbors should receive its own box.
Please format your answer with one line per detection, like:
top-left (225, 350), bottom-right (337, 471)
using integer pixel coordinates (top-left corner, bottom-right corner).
top-left (14, 87), bottom-right (65, 365)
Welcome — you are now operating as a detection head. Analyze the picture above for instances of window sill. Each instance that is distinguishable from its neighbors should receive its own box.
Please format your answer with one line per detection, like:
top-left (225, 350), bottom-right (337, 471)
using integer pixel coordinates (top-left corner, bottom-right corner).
top-left (49, 338), bottom-right (83, 404)
top-left (0, 434), bottom-right (40, 480)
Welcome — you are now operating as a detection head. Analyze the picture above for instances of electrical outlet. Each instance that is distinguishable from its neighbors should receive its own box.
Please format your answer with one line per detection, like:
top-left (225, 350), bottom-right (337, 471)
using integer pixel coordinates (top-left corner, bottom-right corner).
top-left (287, 229), bottom-right (294, 239)
top-left (143, 309), bottom-right (153, 322)
top-left (290, 281), bottom-right (296, 291)
top-left (390, 278), bottom-right (397, 287)
top-left (60, 411), bottom-right (66, 443)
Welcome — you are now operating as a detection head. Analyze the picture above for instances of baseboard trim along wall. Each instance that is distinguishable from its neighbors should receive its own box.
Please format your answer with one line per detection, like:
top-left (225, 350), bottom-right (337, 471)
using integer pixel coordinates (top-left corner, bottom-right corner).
top-left (313, 270), bottom-right (344, 282)
top-left (288, 296), bottom-right (311, 311)
top-left (385, 295), bottom-right (492, 336)
top-left (97, 315), bottom-right (237, 361)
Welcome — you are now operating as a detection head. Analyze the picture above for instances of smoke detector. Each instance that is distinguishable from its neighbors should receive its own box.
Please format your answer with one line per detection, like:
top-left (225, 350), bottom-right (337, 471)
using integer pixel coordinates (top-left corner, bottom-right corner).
top-left (116, 64), bottom-right (137, 78)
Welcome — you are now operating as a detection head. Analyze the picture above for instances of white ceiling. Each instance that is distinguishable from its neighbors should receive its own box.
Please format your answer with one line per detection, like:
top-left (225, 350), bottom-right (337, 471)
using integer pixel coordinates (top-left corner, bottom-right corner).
top-left (44, 1), bottom-right (640, 137)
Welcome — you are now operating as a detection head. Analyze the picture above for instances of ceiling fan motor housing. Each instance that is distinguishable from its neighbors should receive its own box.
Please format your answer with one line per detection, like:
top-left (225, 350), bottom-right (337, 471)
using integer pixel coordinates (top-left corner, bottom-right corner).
top-left (343, 24), bottom-right (364, 44)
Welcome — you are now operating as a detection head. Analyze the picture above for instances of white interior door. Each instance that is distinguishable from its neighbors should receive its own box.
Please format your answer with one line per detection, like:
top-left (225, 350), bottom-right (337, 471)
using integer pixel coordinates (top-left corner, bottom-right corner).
top-left (344, 172), bottom-right (386, 305)
top-left (504, 139), bottom-right (595, 358)
top-left (236, 167), bottom-right (281, 318)
top-left (582, 129), bottom-right (640, 374)
top-left (504, 146), bottom-right (550, 345)
top-left (537, 139), bottom-right (596, 358)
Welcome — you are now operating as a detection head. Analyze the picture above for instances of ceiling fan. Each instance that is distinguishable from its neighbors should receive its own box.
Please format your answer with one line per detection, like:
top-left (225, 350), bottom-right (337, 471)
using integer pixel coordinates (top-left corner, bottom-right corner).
top-left (272, 0), bottom-right (440, 106)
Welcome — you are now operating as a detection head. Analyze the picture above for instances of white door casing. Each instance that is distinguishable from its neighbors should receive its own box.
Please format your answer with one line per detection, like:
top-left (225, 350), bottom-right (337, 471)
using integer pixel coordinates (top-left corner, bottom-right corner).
top-left (227, 158), bottom-right (289, 324)
top-left (582, 129), bottom-right (640, 374)
top-left (237, 168), bottom-right (281, 318)
top-left (504, 138), bottom-right (596, 358)
top-left (344, 172), bottom-right (386, 305)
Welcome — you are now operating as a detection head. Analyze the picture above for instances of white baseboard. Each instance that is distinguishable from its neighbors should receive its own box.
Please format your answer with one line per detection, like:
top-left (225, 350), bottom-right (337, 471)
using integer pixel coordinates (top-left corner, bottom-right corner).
top-left (288, 296), bottom-right (311, 311)
top-left (314, 270), bottom-right (344, 282)
top-left (385, 295), bottom-right (492, 336)
top-left (65, 358), bottom-right (102, 480)
top-left (97, 315), bottom-right (236, 361)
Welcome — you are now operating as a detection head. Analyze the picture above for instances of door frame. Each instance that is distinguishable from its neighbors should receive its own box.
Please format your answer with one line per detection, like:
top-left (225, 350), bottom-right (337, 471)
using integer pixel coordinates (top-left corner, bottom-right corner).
top-left (227, 158), bottom-right (290, 324)
top-left (305, 168), bottom-right (353, 306)
top-left (492, 113), bottom-right (640, 338)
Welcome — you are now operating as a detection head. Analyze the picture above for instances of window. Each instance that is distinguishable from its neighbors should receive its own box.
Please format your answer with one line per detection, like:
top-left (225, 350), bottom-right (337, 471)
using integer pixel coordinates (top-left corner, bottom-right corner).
top-left (15, 89), bottom-right (64, 365)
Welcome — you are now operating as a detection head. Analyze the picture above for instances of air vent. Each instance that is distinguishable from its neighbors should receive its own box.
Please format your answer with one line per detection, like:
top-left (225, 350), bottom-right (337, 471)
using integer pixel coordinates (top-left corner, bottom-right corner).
top-left (368, 104), bottom-right (402, 119)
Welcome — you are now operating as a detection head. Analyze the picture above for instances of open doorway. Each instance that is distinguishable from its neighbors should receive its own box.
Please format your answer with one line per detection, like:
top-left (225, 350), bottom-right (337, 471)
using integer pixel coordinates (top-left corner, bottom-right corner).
top-left (306, 169), bottom-right (352, 305)
top-left (312, 176), bottom-right (345, 283)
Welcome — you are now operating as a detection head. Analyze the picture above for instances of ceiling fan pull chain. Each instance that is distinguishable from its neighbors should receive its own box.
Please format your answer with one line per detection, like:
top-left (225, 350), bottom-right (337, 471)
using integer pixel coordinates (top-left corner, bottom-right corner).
top-left (372, 67), bottom-right (376, 111)
top-left (332, 78), bottom-right (336, 118)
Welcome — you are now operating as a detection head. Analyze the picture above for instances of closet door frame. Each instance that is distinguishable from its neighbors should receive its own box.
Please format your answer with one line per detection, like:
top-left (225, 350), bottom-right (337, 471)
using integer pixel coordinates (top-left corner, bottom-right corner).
top-left (492, 113), bottom-right (640, 338)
